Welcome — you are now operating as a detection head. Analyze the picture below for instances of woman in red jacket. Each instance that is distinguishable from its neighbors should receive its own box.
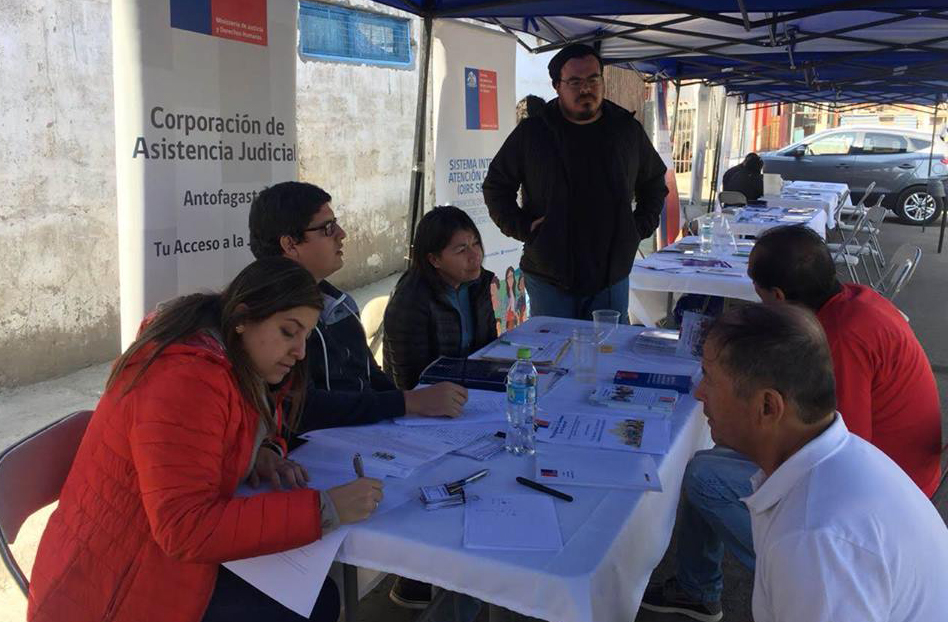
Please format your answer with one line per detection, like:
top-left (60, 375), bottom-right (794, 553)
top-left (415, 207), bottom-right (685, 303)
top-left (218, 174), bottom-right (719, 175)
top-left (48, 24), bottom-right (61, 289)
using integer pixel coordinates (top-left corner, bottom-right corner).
top-left (27, 257), bottom-right (383, 622)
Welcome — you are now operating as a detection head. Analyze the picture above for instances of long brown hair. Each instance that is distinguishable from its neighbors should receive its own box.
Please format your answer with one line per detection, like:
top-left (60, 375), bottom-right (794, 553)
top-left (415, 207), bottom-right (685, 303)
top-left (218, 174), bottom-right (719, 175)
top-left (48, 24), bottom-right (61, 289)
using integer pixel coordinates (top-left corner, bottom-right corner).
top-left (107, 257), bottom-right (323, 433)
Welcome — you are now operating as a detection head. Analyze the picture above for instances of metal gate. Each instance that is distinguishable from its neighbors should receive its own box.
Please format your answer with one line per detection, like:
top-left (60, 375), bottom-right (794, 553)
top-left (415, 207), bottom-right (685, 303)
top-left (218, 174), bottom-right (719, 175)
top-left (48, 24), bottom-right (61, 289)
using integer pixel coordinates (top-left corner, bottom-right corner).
top-left (672, 107), bottom-right (694, 173)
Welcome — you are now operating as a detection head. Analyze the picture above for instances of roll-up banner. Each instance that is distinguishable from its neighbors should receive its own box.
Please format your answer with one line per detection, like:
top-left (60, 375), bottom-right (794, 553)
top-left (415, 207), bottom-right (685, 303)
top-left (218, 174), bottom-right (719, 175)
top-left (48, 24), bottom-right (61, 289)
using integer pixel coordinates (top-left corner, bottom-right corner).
top-left (112, 0), bottom-right (298, 346)
top-left (431, 21), bottom-right (524, 332)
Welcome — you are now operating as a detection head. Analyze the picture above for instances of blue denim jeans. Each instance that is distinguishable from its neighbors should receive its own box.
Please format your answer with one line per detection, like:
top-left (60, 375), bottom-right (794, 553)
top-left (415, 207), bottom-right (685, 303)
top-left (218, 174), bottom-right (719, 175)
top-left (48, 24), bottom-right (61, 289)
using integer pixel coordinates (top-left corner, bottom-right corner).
top-left (524, 273), bottom-right (630, 323)
top-left (676, 446), bottom-right (758, 603)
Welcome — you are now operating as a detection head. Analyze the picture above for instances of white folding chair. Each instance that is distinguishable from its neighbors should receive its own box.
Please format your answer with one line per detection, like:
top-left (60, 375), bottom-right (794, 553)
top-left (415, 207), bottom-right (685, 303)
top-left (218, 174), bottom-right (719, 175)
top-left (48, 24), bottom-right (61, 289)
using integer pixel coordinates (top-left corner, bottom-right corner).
top-left (827, 202), bottom-right (887, 286)
top-left (718, 190), bottom-right (747, 208)
top-left (0, 410), bottom-right (92, 595)
top-left (830, 209), bottom-right (867, 283)
top-left (839, 181), bottom-right (877, 219)
top-left (829, 188), bottom-right (852, 241)
top-left (875, 244), bottom-right (922, 303)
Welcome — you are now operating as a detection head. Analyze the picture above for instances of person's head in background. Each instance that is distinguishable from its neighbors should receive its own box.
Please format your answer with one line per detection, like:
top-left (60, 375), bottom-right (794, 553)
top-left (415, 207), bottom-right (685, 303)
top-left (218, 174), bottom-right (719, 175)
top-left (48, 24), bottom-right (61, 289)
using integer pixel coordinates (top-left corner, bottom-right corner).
top-left (548, 43), bottom-right (604, 124)
top-left (248, 181), bottom-right (347, 282)
top-left (516, 94), bottom-right (547, 123)
top-left (410, 205), bottom-right (484, 290)
top-left (747, 225), bottom-right (842, 311)
top-left (109, 256), bottom-right (323, 432)
top-left (744, 152), bottom-right (764, 175)
top-left (695, 302), bottom-right (836, 473)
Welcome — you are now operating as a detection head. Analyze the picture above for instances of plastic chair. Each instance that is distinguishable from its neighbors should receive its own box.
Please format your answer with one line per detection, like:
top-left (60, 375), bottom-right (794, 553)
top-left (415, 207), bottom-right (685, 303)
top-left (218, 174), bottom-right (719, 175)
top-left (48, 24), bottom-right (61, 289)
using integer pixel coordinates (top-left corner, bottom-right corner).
top-left (0, 410), bottom-right (92, 595)
top-left (875, 244), bottom-right (921, 302)
top-left (718, 190), bottom-right (747, 208)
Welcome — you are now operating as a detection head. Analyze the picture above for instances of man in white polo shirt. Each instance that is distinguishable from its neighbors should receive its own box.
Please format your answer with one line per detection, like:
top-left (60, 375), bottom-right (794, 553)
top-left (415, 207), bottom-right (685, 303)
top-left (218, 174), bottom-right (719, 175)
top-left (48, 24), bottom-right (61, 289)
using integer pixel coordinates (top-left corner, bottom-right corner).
top-left (645, 303), bottom-right (948, 621)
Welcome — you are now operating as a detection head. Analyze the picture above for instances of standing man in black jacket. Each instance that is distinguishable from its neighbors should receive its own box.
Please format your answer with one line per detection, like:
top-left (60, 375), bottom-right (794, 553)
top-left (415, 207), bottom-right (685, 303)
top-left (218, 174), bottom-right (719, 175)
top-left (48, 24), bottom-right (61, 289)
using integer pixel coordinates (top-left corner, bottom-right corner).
top-left (483, 44), bottom-right (668, 322)
top-left (248, 181), bottom-right (468, 432)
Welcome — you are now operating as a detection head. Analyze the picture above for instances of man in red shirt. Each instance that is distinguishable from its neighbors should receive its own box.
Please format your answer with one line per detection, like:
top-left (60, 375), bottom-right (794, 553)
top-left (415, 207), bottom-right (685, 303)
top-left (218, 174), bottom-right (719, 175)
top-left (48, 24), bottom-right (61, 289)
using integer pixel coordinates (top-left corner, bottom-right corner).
top-left (747, 225), bottom-right (941, 495)
top-left (642, 225), bottom-right (941, 621)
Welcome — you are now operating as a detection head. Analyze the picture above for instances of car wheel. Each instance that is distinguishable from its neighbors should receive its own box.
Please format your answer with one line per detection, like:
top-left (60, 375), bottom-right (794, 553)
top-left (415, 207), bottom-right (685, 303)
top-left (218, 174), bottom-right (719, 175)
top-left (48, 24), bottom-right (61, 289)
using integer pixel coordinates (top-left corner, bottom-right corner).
top-left (894, 186), bottom-right (941, 225)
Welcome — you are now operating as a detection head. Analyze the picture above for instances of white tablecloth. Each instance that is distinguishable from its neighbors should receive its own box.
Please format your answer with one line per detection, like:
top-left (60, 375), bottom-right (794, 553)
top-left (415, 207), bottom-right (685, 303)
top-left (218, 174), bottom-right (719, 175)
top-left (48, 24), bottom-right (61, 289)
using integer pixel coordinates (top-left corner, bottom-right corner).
top-left (335, 318), bottom-right (710, 622)
top-left (730, 206), bottom-right (827, 239)
top-left (629, 239), bottom-right (759, 325)
top-left (759, 194), bottom-right (838, 228)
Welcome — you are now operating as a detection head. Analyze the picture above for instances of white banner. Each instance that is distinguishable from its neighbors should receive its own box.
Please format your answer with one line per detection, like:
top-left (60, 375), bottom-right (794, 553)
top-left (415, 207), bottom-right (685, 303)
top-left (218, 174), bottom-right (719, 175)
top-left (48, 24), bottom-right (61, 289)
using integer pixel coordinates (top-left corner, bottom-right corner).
top-left (432, 21), bottom-right (522, 332)
top-left (112, 0), bottom-right (298, 345)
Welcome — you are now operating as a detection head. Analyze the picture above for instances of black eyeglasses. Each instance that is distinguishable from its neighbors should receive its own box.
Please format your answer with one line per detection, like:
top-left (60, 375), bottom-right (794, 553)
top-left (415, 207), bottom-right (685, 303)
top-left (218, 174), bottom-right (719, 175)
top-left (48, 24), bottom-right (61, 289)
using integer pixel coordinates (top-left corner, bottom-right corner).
top-left (561, 74), bottom-right (603, 90)
top-left (303, 218), bottom-right (339, 238)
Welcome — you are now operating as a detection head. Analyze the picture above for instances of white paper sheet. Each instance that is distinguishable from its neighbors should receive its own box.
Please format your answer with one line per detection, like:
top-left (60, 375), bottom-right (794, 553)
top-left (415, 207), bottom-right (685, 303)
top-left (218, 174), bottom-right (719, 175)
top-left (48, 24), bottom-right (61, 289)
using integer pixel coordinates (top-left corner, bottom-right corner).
top-left (395, 389), bottom-right (507, 427)
top-left (534, 445), bottom-right (662, 491)
top-left (298, 423), bottom-right (458, 477)
top-left (463, 494), bottom-right (562, 550)
top-left (224, 465), bottom-right (415, 617)
top-left (535, 412), bottom-right (671, 455)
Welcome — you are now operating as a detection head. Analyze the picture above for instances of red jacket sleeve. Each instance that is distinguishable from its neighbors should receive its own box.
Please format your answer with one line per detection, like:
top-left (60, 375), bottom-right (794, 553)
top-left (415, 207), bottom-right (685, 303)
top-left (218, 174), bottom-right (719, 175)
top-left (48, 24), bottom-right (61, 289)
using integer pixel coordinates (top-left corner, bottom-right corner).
top-left (826, 332), bottom-right (874, 441)
top-left (129, 357), bottom-right (322, 563)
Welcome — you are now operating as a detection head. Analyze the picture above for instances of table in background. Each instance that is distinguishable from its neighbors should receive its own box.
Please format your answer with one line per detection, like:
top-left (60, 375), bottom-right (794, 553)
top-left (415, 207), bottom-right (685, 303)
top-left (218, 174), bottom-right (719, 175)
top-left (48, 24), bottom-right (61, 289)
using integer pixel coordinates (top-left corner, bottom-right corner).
top-left (629, 237), bottom-right (758, 326)
top-left (337, 317), bottom-right (709, 622)
top-left (730, 205), bottom-right (827, 239)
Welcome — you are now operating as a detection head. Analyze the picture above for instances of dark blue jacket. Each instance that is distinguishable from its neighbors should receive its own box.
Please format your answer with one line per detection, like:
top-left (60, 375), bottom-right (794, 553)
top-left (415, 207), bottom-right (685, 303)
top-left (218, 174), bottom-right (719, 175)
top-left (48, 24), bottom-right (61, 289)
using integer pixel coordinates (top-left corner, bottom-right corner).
top-left (298, 280), bottom-right (405, 431)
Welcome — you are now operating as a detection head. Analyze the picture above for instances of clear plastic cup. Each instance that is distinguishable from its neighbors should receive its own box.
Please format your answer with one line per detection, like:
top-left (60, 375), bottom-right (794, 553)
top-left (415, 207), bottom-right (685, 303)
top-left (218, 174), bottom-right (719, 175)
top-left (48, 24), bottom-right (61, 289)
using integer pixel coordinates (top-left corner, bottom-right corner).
top-left (571, 328), bottom-right (598, 385)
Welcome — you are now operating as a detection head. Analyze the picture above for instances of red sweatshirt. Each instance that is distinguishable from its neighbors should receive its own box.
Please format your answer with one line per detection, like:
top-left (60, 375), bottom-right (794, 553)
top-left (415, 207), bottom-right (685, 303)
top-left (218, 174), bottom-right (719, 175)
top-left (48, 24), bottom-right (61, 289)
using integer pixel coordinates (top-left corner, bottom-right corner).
top-left (817, 284), bottom-right (942, 497)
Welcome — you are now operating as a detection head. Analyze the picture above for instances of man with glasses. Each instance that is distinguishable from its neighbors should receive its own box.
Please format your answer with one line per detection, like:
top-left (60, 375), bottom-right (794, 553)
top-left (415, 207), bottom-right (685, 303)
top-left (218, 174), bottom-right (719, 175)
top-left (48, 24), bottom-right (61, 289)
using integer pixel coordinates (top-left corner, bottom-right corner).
top-left (483, 43), bottom-right (668, 322)
top-left (248, 181), bottom-right (469, 433)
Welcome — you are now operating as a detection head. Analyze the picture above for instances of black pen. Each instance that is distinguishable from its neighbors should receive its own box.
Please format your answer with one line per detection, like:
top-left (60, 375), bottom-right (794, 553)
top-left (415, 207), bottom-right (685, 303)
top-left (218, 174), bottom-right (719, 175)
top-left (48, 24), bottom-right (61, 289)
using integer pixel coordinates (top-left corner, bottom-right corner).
top-left (446, 468), bottom-right (489, 493)
top-left (516, 476), bottom-right (573, 502)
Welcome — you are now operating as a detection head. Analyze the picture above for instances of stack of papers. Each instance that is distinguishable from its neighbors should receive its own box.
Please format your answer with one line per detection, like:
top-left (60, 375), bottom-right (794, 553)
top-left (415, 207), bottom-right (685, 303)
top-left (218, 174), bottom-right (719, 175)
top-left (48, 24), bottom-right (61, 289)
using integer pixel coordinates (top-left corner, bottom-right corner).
top-left (395, 389), bottom-right (507, 426)
top-left (535, 445), bottom-right (661, 491)
top-left (478, 333), bottom-right (570, 365)
top-left (463, 494), bottom-right (562, 550)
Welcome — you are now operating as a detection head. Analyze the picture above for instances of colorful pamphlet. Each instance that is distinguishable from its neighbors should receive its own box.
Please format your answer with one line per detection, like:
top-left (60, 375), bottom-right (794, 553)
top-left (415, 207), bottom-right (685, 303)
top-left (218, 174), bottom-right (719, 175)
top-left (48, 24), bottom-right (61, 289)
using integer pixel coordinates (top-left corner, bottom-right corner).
top-left (589, 383), bottom-right (678, 415)
top-left (613, 369), bottom-right (692, 394)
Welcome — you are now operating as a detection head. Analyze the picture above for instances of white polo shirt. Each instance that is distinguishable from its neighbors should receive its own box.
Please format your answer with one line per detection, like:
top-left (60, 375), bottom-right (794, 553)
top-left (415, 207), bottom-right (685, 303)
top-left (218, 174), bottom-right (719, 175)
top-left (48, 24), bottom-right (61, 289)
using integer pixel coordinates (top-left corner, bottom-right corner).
top-left (744, 414), bottom-right (948, 622)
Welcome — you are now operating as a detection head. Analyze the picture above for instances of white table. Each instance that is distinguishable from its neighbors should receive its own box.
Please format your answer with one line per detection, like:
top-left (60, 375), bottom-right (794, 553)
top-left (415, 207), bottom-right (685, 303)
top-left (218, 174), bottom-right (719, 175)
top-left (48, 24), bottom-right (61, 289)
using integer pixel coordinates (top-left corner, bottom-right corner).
top-left (629, 238), bottom-right (758, 326)
top-left (730, 205), bottom-right (827, 239)
top-left (759, 193), bottom-right (839, 228)
top-left (336, 318), bottom-right (710, 622)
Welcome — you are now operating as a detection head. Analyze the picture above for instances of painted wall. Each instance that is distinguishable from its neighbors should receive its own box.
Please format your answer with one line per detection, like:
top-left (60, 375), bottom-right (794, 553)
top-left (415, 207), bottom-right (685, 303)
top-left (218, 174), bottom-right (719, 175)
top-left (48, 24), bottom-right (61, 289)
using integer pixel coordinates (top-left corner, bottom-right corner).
top-left (0, 0), bottom-right (119, 388)
top-left (295, 0), bottom-right (422, 291)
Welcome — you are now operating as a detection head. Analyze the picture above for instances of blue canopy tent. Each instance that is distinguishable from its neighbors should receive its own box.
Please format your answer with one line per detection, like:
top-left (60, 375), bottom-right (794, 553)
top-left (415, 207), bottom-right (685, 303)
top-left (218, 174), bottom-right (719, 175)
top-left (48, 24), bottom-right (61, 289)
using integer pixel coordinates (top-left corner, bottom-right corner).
top-left (362, 0), bottom-right (948, 259)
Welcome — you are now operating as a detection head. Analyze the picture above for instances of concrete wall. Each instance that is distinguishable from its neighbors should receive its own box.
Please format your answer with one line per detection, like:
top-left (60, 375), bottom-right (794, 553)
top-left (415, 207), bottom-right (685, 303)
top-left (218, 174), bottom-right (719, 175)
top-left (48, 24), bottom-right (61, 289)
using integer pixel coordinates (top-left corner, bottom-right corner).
top-left (295, 0), bottom-right (422, 291)
top-left (0, 0), bottom-right (119, 388)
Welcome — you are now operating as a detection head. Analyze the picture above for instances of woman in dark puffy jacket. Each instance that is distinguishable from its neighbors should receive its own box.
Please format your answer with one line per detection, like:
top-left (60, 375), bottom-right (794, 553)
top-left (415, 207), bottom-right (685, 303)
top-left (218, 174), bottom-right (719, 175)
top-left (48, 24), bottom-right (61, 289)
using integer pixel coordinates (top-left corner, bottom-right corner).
top-left (383, 205), bottom-right (498, 390)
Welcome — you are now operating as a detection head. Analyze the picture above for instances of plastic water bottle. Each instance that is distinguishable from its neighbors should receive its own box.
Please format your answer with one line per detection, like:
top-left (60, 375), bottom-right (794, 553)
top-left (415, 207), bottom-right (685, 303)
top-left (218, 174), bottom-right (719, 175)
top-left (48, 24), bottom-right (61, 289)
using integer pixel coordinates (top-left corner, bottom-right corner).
top-left (698, 216), bottom-right (713, 254)
top-left (505, 348), bottom-right (537, 456)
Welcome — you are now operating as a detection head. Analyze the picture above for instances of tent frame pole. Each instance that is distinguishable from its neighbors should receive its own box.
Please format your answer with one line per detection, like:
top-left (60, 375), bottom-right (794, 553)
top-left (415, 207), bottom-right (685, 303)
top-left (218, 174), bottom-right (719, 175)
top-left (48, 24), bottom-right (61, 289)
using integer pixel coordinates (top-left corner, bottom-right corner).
top-left (707, 92), bottom-right (728, 212)
top-left (406, 15), bottom-right (434, 268)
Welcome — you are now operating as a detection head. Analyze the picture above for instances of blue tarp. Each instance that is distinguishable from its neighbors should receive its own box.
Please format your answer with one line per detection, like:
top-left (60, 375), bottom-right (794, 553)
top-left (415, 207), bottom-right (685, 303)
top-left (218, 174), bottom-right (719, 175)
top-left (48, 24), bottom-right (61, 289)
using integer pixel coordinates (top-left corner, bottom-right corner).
top-left (370, 1), bottom-right (948, 104)
top-left (372, 1), bottom-right (948, 18)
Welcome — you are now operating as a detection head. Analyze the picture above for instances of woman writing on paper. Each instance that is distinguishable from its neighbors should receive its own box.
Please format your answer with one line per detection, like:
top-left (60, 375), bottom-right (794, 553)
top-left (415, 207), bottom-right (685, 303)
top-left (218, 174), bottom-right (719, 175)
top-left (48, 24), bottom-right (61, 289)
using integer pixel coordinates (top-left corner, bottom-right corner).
top-left (28, 257), bottom-right (383, 622)
top-left (383, 205), bottom-right (498, 390)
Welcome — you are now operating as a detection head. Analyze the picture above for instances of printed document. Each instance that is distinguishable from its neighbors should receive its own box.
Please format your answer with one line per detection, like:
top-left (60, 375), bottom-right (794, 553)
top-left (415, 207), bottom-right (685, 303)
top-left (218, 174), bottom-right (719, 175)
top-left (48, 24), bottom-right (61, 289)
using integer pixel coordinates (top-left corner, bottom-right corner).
top-left (535, 445), bottom-right (662, 491)
top-left (463, 494), bottom-right (562, 550)
top-left (535, 412), bottom-right (671, 455)
top-left (395, 389), bottom-right (507, 426)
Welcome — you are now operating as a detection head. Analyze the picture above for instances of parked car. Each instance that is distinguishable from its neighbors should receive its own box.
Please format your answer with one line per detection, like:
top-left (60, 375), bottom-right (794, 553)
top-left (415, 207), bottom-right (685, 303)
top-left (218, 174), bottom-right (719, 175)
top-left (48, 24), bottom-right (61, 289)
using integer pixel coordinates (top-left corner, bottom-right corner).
top-left (761, 126), bottom-right (948, 225)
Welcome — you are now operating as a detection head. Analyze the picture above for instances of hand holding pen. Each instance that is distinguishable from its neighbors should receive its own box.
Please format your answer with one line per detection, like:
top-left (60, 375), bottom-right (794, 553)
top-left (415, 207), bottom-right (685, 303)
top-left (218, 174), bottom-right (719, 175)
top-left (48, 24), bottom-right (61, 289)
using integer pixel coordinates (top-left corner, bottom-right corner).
top-left (326, 453), bottom-right (384, 524)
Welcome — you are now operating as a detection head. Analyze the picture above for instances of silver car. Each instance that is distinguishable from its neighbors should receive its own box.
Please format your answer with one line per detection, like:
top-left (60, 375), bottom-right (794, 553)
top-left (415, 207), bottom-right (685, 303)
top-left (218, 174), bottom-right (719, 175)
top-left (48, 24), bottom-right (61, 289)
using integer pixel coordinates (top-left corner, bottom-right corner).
top-left (761, 126), bottom-right (948, 225)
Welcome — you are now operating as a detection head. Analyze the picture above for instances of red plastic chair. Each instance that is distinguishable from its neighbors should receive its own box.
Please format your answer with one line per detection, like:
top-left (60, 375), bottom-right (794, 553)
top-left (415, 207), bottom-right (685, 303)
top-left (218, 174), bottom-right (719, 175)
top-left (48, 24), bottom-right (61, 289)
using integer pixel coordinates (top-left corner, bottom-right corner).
top-left (0, 410), bottom-right (92, 595)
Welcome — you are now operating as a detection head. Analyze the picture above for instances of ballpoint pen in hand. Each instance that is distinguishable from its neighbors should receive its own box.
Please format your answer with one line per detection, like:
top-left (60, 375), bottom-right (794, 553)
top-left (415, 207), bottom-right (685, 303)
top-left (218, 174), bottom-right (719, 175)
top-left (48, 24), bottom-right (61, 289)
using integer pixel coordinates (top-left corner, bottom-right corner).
top-left (353, 453), bottom-right (365, 478)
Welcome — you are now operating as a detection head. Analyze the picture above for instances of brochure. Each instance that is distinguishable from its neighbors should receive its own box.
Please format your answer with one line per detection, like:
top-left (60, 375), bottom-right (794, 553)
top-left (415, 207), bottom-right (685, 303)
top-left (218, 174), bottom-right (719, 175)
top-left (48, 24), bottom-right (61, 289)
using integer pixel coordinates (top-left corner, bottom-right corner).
top-left (589, 383), bottom-right (678, 415)
top-left (535, 412), bottom-right (671, 455)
